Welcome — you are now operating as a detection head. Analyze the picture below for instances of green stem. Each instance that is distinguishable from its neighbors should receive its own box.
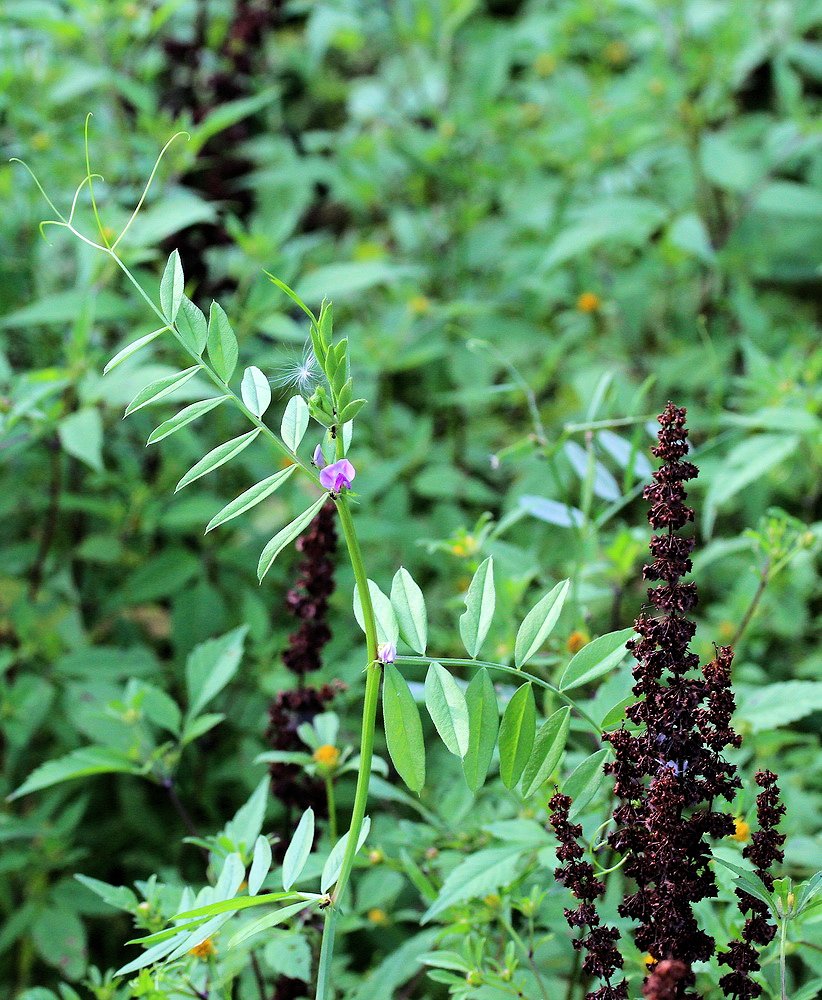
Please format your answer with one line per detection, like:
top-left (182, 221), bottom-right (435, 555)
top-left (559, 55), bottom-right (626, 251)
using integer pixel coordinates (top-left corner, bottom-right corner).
top-left (779, 917), bottom-right (788, 1000)
top-left (498, 914), bottom-right (549, 1000)
top-left (395, 656), bottom-right (603, 736)
top-left (325, 776), bottom-right (337, 841)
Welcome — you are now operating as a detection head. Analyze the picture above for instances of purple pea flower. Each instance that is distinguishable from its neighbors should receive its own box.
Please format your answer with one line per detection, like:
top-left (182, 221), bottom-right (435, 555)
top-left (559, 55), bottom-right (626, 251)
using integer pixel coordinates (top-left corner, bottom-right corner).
top-left (319, 459), bottom-right (356, 493)
top-left (377, 642), bottom-right (396, 665)
top-left (313, 444), bottom-right (327, 469)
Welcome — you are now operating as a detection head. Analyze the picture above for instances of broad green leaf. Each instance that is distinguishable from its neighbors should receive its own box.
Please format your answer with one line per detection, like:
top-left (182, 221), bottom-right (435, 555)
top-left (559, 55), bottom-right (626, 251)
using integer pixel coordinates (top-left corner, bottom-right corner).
top-left (559, 628), bottom-right (633, 691)
top-left (498, 683), bottom-right (536, 789)
top-left (462, 668), bottom-right (499, 793)
top-left (185, 626), bottom-right (247, 718)
top-left (176, 297), bottom-right (207, 356)
top-left (736, 680), bottom-right (822, 732)
top-left (124, 365), bottom-right (200, 416)
top-left (228, 900), bottom-right (318, 949)
top-left (391, 567), bottom-right (428, 653)
top-left (248, 835), bottom-right (272, 896)
top-left (421, 845), bottom-right (523, 923)
top-left (565, 748), bottom-right (610, 818)
top-left (514, 579), bottom-right (570, 668)
top-left (59, 408), bottom-right (103, 472)
top-left (424, 662), bottom-right (469, 758)
top-left (459, 556), bottom-right (495, 658)
top-left (257, 495), bottom-right (327, 582)
top-left (353, 579), bottom-right (399, 645)
top-left (75, 875), bottom-right (138, 913)
top-left (382, 665), bottom-right (426, 793)
top-left (321, 816), bottom-right (371, 892)
top-left (282, 807), bottom-right (314, 891)
top-left (103, 327), bottom-right (165, 374)
top-left (519, 495), bottom-right (585, 528)
top-left (175, 429), bottom-right (259, 492)
top-left (9, 746), bottom-right (143, 800)
top-left (521, 707), bottom-right (571, 798)
top-left (241, 366), bottom-right (272, 418)
top-left (207, 301), bottom-right (239, 382)
top-left (712, 858), bottom-right (775, 912)
top-left (280, 394), bottom-right (309, 449)
top-left (147, 395), bottom-right (228, 445)
top-left (205, 467), bottom-right (296, 533)
top-left (160, 250), bottom-right (184, 321)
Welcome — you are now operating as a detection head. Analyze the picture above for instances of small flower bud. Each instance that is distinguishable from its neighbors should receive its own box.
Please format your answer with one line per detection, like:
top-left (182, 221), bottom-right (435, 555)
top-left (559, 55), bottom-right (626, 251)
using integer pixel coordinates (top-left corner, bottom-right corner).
top-left (377, 642), bottom-right (396, 664)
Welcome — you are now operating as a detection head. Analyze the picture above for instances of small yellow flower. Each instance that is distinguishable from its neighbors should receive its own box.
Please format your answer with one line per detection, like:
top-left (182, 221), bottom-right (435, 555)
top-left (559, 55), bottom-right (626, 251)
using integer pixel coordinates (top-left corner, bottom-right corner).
top-left (534, 53), bottom-right (557, 77)
top-left (642, 953), bottom-right (656, 967)
top-left (313, 744), bottom-right (340, 768)
top-left (408, 295), bottom-right (432, 315)
top-left (367, 907), bottom-right (388, 925)
top-left (189, 938), bottom-right (216, 959)
top-left (567, 630), bottom-right (589, 654)
top-left (576, 292), bottom-right (601, 314)
top-left (730, 818), bottom-right (750, 843)
top-left (483, 893), bottom-right (501, 910)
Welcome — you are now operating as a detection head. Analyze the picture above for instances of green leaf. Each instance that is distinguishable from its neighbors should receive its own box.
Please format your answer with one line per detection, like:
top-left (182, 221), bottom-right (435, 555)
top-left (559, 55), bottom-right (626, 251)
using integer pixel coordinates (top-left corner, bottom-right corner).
top-left (207, 301), bottom-right (239, 382)
top-left (321, 817), bottom-right (371, 892)
top-left (565, 748), bottom-right (610, 818)
top-left (282, 807), bottom-right (314, 891)
top-left (147, 395), bottom-right (228, 445)
top-left (382, 664), bottom-right (426, 793)
top-left (205, 467), bottom-right (296, 533)
top-left (176, 297), bottom-right (208, 356)
top-left (160, 250), bottom-right (184, 321)
top-left (462, 668), bottom-right (499, 793)
top-left (58, 408), bottom-right (103, 472)
top-left (498, 684), bottom-right (537, 789)
top-left (124, 366), bottom-right (200, 416)
top-left (353, 579), bottom-right (399, 645)
top-left (228, 900), bottom-right (317, 949)
top-left (421, 845), bottom-right (523, 923)
top-left (736, 681), bottom-right (822, 732)
top-left (175, 429), bottom-right (259, 492)
top-left (241, 366), bottom-right (272, 418)
top-left (559, 628), bottom-right (633, 691)
top-left (74, 875), bottom-right (138, 913)
top-left (175, 891), bottom-right (301, 922)
top-left (9, 746), bottom-right (143, 799)
top-left (521, 707), bottom-right (571, 798)
top-left (339, 398), bottom-right (366, 423)
top-left (390, 567), bottom-right (428, 653)
top-left (103, 327), bottom-right (165, 374)
top-left (424, 662), bottom-right (469, 758)
top-left (712, 858), bottom-right (775, 912)
top-left (514, 579), bottom-right (570, 668)
top-left (280, 394), bottom-right (309, 449)
top-left (257, 495), bottom-right (327, 582)
top-left (185, 626), bottom-right (247, 718)
top-left (248, 835), bottom-right (272, 896)
top-left (459, 556), bottom-right (495, 658)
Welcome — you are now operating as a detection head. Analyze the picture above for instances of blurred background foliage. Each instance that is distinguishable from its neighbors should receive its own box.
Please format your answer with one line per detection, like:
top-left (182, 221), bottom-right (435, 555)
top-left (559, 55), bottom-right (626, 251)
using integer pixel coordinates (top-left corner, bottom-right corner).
top-left (0, 0), bottom-right (819, 996)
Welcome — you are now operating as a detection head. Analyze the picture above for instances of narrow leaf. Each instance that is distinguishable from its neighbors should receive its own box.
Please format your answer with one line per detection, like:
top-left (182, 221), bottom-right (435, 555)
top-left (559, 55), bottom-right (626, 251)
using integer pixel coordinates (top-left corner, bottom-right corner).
top-left (104, 327), bottom-right (165, 374)
top-left (207, 301), bottom-right (238, 382)
top-left (514, 579), bottom-right (570, 668)
top-left (462, 668), bottom-right (499, 793)
top-left (205, 466), bottom-right (296, 533)
top-left (565, 748), bottom-right (610, 818)
top-left (228, 899), bottom-right (318, 948)
top-left (391, 567), bottom-right (428, 653)
top-left (124, 366), bottom-right (200, 416)
top-left (282, 808), bottom-right (314, 891)
top-left (147, 395), bottom-right (228, 445)
top-left (175, 429), bottom-right (259, 492)
top-left (559, 628), bottom-right (634, 691)
top-left (498, 684), bottom-right (537, 789)
top-left (241, 366), bottom-right (272, 418)
top-left (521, 707), bottom-right (570, 798)
top-left (257, 495), bottom-right (327, 582)
top-left (424, 662), bottom-right (469, 758)
top-left (176, 296), bottom-right (208, 356)
top-left (160, 250), bottom-right (184, 321)
top-left (280, 394), bottom-right (309, 449)
top-left (382, 664), bottom-right (426, 793)
top-left (459, 556), bottom-right (495, 658)
top-left (321, 817), bottom-right (371, 892)
top-left (248, 835), bottom-right (272, 896)
top-left (353, 580), bottom-right (399, 645)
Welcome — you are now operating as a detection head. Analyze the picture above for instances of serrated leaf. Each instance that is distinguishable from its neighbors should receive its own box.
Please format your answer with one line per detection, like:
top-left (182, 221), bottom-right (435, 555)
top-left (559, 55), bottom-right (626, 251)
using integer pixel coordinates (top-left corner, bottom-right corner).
top-left (205, 466), bottom-right (296, 533)
top-left (103, 327), bottom-right (165, 374)
top-left (282, 808), bottom-right (314, 891)
top-left (160, 250), bottom-right (184, 321)
top-left (382, 665), bottom-right (426, 793)
top-left (559, 628), bottom-right (633, 691)
top-left (498, 684), bottom-right (536, 789)
top-left (321, 817), bottom-right (371, 893)
top-left (147, 395), bottom-right (228, 445)
top-left (176, 296), bottom-right (208, 356)
top-left (124, 366), bottom-right (200, 416)
top-left (241, 366), bottom-right (272, 418)
top-left (257, 495), bottom-right (327, 582)
top-left (207, 301), bottom-right (238, 382)
top-left (353, 579), bottom-right (399, 645)
top-left (248, 835), bottom-right (272, 896)
top-left (462, 669), bottom-right (499, 793)
top-left (175, 429), bottom-right (259, 492)
top-left (520, 707), bottom-right (570, 798)
top-left (514, 579), bottom-right (570, 668)
top-left (424, 662), bottom-right (469, 758)
top-left (280, 394), bottom-right (309, 449)
top-left (565, 748), bottom-right (610, 818)
top-left (391, 567), bottom-right (427, 653)
top-left (459, 556), bottom-right (495, 658)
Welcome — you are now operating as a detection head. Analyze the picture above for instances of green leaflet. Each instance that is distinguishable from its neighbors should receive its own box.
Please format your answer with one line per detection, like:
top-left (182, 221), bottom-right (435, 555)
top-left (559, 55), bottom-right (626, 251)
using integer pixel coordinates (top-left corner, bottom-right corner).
top-left (176, 296), bottom-right (208, 356)
top-left (248, 835), bottom-right (272, 896)
top-left (382, 665), bottom-right (425, 793)
top-left (565, 748), bottom-right (611, 818)
top-left (124, 366), bottom-right (200, 416)
top-left (498, 683), bottom-right (536, 789)
top-left (559, 628), bottom-right (633, 691)
top-left (257, 495), bottom-right (328, 582)
top-left (424, 662), bottom-right (469, 758)
top-left (175, 428), bottom-right (259, 492)
top-left (147, 395), bottom-right (228, 445)
top-left (462, 668), bottom-right (499, 793)
top-left (520, 707), bottom-right (570, 798)
top-left (205, 466), bottom-right (296, 533)
top-left (207, 301), bottom-right (239, 382)
top-left (159, 250), bottom-right (184, 322)
top-left (391, 567), bottom-right (428, 653)
top-left (103, 327), bottom-right (166, 374)
top-left (514, 579), bottom-right (570, 667)
top-left (242, 366), bottom-right (272, 418)
top-left (280, 394), bottom-right (309, 448)
top-left (459, 556), bottom-right (495, 658)
top-left (282, 807), bottom-right (314, 891)
top-left (353, 579), bottom-right (399, 645)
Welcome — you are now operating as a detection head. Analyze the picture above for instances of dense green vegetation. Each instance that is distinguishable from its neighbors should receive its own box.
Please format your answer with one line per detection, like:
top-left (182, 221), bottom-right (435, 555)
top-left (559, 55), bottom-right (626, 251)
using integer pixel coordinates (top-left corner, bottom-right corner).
top-left (1, 2), bottom-right (819, 999)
